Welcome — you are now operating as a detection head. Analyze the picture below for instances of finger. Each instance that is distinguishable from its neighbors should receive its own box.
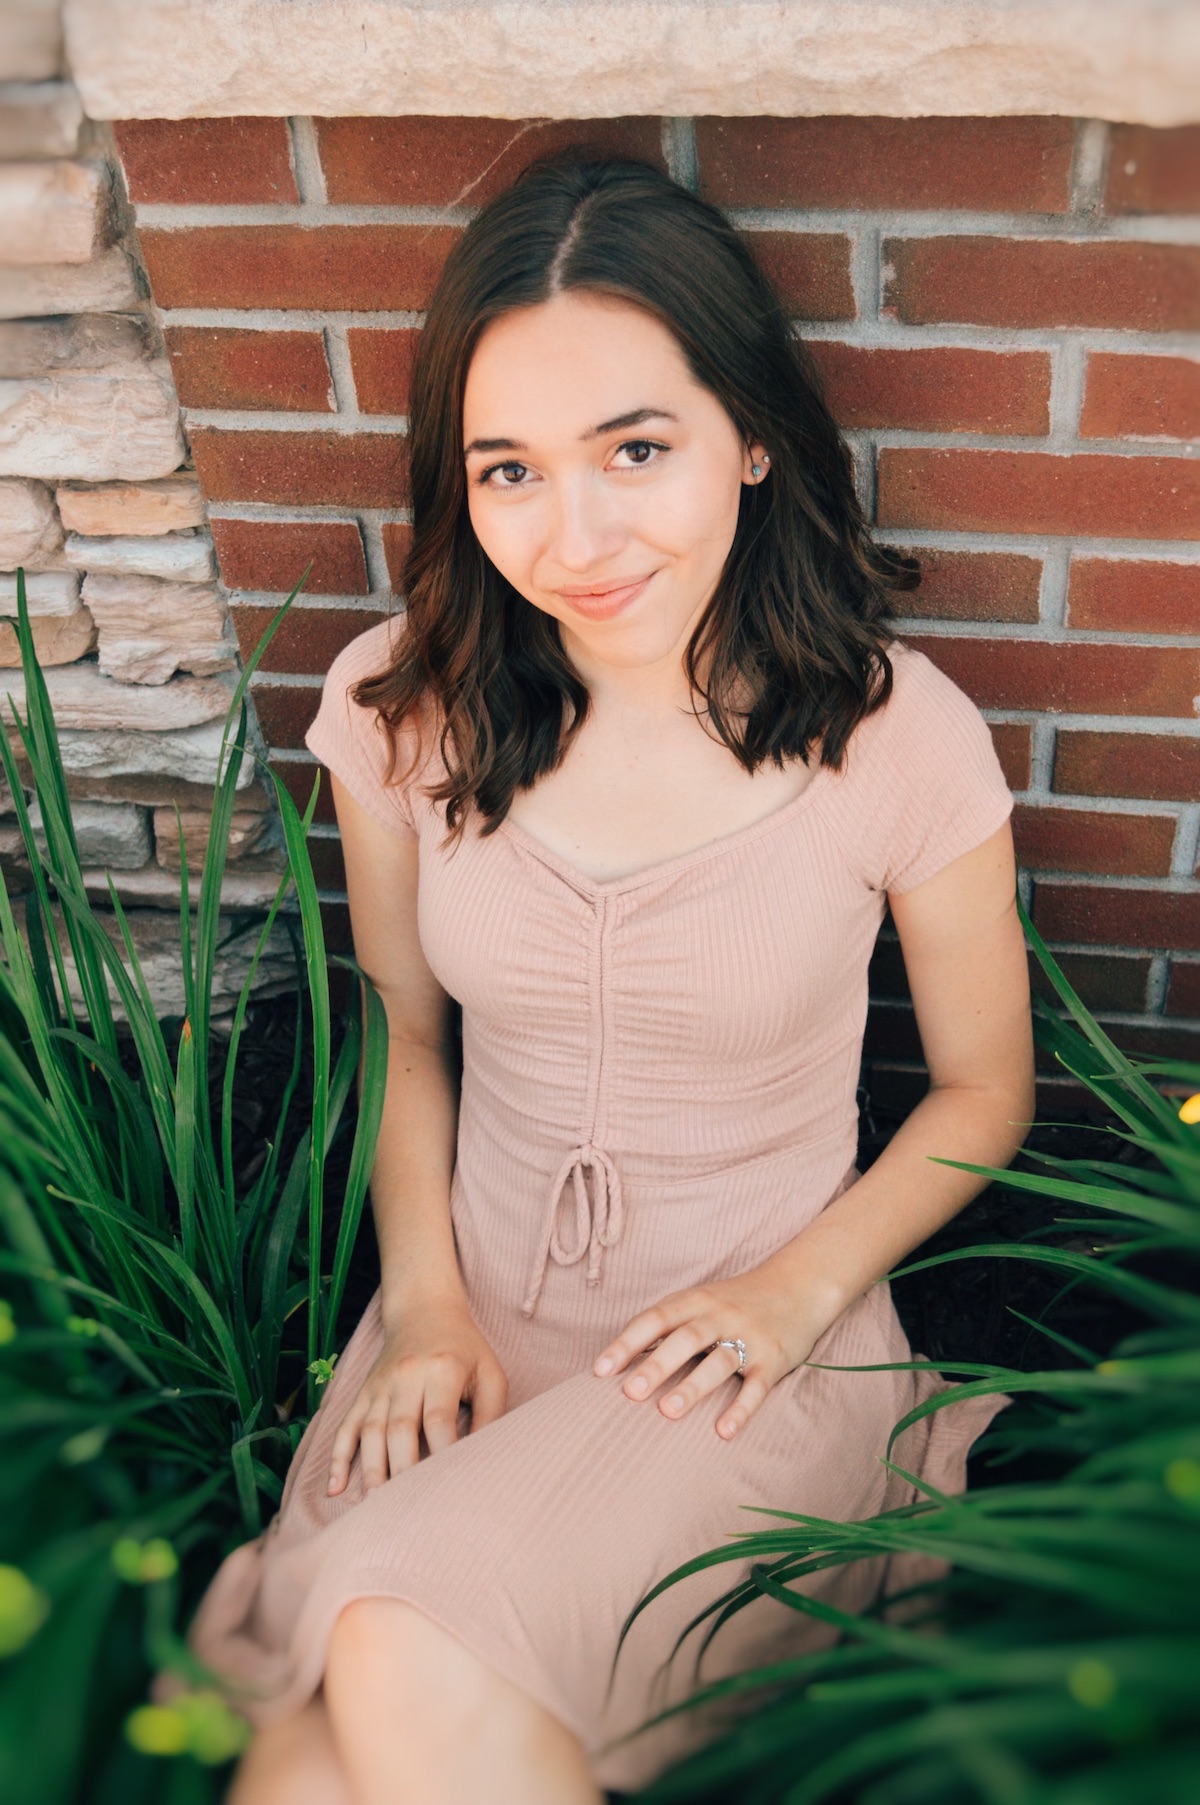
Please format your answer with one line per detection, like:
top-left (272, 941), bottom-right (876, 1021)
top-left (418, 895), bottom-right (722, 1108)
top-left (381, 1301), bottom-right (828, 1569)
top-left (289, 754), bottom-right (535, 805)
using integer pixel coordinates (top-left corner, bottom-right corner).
top-left (658, 1342), bottom-right (750, 1419)
top-left (421, 1357), bottom-right (468, 1455)
top-left (467, 1361), bottom-right (509, 1432)
top-left (621, 1322), bottom-right (712, 1401)
top-left (327, 1401), bottom-right (369, 1495)
top-left (359, 1404), bottom-right (393, 1491)
top-left (383, 1378), bottom-right (426, 1476)
top-left (715, 1371), bottom-right (772, 1440)
top-left (593, 1297), bottom-right (694, 1378)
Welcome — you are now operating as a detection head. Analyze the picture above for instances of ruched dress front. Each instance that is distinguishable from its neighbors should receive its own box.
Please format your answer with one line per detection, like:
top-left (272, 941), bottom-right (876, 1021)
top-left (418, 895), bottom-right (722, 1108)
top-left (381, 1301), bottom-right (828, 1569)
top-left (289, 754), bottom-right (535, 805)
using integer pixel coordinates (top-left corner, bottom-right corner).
top-left (187, 621), bottom-right (1015, 1793)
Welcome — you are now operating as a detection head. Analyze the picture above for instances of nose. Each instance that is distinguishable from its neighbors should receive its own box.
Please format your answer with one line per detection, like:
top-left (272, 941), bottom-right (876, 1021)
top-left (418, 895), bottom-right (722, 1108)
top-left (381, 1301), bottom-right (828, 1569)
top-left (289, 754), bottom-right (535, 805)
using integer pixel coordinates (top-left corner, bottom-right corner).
top-left (546, 471), bottom-right (624, 574)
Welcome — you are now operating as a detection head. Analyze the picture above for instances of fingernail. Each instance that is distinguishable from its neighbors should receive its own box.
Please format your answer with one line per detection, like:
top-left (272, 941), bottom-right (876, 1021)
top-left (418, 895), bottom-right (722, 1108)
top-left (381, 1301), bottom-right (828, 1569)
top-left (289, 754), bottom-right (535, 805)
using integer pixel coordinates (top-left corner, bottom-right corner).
top-left (594, 1356), bottom-right (613, 1375)
top-left (627, 1376), bottom-right (649, 1397)
top-left (664, 1394), bottom-right (684, 1414)
top-left (720, 1419), bottom-right (738, 1437)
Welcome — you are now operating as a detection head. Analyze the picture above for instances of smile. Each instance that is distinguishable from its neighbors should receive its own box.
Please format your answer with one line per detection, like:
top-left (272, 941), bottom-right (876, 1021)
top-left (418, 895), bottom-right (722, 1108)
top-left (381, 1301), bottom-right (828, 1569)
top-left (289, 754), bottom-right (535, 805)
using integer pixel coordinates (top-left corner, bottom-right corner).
top-left (555, 573), bottom-right (655, 621)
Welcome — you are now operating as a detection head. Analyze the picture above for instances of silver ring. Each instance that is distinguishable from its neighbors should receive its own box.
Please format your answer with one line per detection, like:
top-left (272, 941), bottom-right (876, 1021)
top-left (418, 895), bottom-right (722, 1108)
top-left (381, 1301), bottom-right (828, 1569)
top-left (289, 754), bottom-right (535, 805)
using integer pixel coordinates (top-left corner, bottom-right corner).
top-left (713, 1337), bottom-right (748, 1375)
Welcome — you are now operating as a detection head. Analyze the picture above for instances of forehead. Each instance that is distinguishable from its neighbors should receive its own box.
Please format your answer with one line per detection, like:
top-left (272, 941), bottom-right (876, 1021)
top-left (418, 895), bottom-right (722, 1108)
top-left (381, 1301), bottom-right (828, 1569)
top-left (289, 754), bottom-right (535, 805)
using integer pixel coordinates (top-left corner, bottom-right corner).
top-left (462, 292), bottom-right (700, 438)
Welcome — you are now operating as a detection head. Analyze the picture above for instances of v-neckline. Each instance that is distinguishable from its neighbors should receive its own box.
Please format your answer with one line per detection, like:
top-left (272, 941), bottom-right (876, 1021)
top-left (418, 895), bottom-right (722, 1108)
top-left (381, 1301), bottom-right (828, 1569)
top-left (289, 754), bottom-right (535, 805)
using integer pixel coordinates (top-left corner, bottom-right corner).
top-left (497, 758), bottom-right (839, 897)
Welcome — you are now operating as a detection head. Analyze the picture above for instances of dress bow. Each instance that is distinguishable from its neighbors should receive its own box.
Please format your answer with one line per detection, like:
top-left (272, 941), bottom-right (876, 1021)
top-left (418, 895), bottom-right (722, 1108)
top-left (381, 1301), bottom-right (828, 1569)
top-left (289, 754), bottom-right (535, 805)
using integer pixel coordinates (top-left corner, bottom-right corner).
top-left (521, 1142), bottom-right (625, 1319)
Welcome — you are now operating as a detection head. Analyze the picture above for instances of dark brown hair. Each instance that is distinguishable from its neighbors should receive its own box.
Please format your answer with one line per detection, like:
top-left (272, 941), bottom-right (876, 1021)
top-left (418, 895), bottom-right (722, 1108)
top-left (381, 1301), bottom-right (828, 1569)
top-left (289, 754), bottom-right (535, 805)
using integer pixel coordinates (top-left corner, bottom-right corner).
top-left (354, 153), bottom-right (916, 836)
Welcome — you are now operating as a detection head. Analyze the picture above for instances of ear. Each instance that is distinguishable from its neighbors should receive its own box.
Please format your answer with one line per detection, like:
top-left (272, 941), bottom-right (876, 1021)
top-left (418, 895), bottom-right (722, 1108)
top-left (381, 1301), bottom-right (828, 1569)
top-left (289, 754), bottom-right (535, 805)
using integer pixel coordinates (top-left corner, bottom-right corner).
top-left (741, 442), bottom-right (771, 485)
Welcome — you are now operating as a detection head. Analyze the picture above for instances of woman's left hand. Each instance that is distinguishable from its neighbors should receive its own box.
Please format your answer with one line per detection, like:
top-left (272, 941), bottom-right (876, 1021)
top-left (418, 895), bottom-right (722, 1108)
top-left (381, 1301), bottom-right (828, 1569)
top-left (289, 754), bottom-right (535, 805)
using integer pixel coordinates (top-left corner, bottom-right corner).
top-left (592, 1268), bottom-right (835, 1440)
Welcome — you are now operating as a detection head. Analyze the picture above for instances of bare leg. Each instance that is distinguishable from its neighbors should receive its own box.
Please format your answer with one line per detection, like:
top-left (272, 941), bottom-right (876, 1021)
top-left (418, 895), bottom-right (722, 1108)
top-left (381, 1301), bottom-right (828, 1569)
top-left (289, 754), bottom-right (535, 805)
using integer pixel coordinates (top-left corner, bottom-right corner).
top-left (324, 1597), bottom-right (604, 1805)
top-left (227, 1695), bottom-right (352, 1805)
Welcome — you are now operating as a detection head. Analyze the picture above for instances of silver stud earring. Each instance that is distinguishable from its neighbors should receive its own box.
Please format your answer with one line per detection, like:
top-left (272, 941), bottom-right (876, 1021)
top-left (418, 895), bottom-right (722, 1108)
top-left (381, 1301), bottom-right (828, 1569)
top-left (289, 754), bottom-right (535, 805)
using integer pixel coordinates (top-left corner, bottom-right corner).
top-left (751, 464), bottom-right (762, 478)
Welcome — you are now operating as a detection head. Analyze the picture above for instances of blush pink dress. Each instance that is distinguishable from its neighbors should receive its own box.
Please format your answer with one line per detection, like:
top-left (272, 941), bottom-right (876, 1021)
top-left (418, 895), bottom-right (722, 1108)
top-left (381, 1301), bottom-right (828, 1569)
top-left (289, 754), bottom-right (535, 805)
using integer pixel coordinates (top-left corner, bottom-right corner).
top-left (187, 621), bottom-right (1014, 1792)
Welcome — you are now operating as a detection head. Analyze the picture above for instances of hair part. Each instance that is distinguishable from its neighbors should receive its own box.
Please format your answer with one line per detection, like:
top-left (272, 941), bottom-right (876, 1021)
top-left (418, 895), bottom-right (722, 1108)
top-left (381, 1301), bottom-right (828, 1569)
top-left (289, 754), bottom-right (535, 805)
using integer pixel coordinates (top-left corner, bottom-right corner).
top-left (353, 153), bottom-right (918, 838)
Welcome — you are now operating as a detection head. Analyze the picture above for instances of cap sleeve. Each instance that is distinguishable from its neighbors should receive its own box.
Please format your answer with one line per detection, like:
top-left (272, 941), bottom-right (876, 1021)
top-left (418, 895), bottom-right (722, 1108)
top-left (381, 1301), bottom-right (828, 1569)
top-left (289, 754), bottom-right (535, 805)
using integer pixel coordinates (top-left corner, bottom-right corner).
top-left (843, 641), bottom-right (1015, 895)
top-left (303, 616), bottom-right (421, 842)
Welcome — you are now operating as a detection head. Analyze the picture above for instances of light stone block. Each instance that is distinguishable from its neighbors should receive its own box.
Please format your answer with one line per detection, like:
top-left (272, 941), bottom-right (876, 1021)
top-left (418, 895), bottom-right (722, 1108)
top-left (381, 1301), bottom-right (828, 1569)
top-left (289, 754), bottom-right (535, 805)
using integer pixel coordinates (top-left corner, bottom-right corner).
top-left (154, 804), bottom-right (268, 870)
top-left (0, 607), bottom-right (97, 666)
top-left (1, 159), bottom-right (109, 266)
top-left (0, 247), bottom-right (139, 320)
top-left (0, 570), bottom-right (80, 616)
top-left (50, 719), bottom-right (257, 789)
top-left (0, 661), bottom-right (237, 731)
top-left (0, 82), bottom-right (85, 158)
top-left (0, 313), bottom-right (153, 378)
top-left (81, 571), bottom-right (234, 684)
top-left (0, 0), bottom-right (62, 82)
top-left (66, 531), bottom-right (214, 581)
top-left (57, 475), bottom-right (205, 537)
top-left (19, 905), bottom-right (296, 1022)
top-left (93, 856), bottom-right (288, 912)
top-left (62, 0), bottom-right (1200, 128)
top-left (30, 797), bottom-right (152, 869)
top-left (0, 478), bottom-right (63, 569)
top-left (0, 369), bottom-right (185, 481)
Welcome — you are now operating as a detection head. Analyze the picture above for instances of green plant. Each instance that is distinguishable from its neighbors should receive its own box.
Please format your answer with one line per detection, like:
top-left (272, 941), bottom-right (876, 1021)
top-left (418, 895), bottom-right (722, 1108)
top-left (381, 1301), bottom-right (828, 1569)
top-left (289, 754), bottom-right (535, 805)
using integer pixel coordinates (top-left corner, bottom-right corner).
top-left (0, 572), bottom-right (387, 1805)
top-left (620, 907), bottom-right (1200, 1805)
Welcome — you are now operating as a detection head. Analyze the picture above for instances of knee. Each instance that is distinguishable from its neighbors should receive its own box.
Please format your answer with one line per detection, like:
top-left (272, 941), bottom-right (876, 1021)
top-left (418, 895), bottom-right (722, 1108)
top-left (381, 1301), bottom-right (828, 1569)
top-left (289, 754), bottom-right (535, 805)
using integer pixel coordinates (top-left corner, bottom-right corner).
top-left (327, 1597), bottom-right (491, 1721)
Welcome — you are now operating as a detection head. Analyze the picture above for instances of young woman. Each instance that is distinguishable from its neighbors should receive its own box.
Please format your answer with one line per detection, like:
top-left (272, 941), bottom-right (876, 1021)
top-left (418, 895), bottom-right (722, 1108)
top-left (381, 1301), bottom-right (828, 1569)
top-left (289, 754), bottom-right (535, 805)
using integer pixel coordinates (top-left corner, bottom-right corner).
top-left (195, 155), bottom-right (1034, 1805)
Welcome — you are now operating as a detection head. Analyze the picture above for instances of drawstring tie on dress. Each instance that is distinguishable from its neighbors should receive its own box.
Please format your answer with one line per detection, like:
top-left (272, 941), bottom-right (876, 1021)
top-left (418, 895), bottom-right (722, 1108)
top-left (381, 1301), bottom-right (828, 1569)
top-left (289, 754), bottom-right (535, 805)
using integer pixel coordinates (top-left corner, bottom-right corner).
top-left (521, 1142), bottom-right (624, 1318)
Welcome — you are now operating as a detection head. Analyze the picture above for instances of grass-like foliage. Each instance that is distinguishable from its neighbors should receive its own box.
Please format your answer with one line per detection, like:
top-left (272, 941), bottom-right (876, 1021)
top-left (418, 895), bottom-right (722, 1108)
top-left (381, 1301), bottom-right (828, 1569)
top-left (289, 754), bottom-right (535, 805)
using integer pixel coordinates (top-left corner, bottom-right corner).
top-left (621, 911), bottom-right (1200, 1803)
top-left (0, 572), bottom-right (386, 1805)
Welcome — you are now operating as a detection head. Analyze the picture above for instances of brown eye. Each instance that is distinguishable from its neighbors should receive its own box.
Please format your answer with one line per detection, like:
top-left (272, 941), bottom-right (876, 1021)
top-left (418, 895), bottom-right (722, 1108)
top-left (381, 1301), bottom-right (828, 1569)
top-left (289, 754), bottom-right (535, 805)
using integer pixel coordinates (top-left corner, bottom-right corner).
top-left (612, 438), bottom-right (668, 469)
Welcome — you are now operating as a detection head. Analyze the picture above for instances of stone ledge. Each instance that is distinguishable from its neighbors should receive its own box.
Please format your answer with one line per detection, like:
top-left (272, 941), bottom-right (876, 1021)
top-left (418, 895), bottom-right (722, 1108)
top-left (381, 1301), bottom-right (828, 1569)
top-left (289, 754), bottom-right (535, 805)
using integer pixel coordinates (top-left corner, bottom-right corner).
top-left (63, 0), bottom-right (1200, 127)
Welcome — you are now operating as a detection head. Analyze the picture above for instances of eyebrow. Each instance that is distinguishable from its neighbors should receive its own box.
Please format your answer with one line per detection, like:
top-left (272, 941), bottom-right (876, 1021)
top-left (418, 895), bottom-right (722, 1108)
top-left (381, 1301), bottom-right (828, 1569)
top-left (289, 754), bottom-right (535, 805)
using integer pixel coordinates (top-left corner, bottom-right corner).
top-left (463, 407), bottom-right (678, 457)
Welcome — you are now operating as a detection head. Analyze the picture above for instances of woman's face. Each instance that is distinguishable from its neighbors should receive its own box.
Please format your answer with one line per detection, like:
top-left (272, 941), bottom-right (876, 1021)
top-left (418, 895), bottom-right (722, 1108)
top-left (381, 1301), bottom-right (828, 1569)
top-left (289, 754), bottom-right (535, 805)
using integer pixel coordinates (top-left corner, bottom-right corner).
top-left (462, 291), bottom-right (764, 673)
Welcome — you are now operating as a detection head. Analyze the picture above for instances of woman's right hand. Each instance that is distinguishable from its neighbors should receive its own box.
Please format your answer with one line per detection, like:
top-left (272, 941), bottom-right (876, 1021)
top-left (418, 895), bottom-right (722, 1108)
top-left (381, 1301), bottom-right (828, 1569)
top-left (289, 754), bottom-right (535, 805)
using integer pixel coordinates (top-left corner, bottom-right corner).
top-left (327, 1297), bottom-right (510, 1495)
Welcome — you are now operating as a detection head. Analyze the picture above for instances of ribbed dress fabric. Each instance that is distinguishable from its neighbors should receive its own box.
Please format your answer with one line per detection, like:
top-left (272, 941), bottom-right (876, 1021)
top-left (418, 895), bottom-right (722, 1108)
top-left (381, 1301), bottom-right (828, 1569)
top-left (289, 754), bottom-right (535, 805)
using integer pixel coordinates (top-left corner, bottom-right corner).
top-left (187, 621), bottom-right (1015, 1792)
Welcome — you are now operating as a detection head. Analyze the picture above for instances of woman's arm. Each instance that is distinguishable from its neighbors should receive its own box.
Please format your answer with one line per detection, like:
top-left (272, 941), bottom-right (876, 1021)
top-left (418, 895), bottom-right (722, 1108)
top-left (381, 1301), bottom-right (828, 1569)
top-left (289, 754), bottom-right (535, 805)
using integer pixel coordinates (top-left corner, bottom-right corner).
top-left (593, 820), bottom-right (1036, 1438)
top-left (325, 776), bottom-right (509, 1491)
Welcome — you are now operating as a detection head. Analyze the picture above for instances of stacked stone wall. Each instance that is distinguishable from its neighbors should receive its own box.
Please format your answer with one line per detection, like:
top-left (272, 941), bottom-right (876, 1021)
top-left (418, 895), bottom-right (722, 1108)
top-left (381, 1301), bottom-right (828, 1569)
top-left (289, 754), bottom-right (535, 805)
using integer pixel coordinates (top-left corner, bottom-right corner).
top-left (0, 45), bottom-right (290, 1010)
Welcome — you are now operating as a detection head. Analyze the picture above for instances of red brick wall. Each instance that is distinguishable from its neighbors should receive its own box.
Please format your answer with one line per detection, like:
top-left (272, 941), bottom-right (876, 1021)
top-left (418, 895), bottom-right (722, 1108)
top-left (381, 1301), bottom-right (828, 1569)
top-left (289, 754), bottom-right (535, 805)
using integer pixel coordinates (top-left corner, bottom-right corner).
top-left (112, 115), bottom-right (1200, 1108)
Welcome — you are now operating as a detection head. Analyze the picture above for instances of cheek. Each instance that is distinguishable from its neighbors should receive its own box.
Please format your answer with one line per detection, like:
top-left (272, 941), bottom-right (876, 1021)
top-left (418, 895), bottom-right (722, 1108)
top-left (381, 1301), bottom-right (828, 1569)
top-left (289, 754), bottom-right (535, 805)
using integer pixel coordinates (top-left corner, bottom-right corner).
top-left (644, 460), bottom-right (742, 563)
top-left (467, 495), bottom-right (535, 583)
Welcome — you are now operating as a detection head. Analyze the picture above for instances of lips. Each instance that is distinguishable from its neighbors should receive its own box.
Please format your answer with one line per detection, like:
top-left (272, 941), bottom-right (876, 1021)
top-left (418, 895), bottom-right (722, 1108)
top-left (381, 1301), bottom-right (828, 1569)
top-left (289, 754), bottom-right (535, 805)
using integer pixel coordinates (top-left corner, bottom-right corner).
top-left (556, 573), bottom-right (654, 621)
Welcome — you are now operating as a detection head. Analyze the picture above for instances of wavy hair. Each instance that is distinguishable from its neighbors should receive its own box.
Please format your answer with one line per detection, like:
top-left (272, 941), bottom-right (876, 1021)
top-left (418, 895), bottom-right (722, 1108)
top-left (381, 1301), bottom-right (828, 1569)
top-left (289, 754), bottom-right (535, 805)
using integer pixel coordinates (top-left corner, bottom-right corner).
top-left (353, 154), bottom-right (917, 836)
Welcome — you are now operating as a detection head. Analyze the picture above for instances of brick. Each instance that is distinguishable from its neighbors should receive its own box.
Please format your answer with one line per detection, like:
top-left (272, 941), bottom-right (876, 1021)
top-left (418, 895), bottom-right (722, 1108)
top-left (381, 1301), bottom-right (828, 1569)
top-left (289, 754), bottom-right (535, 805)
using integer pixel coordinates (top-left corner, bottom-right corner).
top-left (1012, 803), bottom-right (1176, 877)
top-left (1106, 125), bottom-right (1200, 216)
top-left (877, 448), bottom-right (1200, 541)
top-left (382, 522), bottom-right (412, 591)
top-left (1053, 731), bottom-right (1200, 804)
top-left (1068, 558), bottom-right (1200, 635)
top-left (348, 329), bottom-right (420, 416)
top-left (697, 116), bottom-right (1074, 212)
top-left (1103, 1021), bottom-right (1200, 1063)
top-left (810, 343), bottom-right (1049, 436)
top-left (890, 547), bottom-right (1041, 624)
top-left (1028, 950), bottom-right (1152, 1015)
top-left (164, 327), bottom-right (333, 413)
top-left (211, 518), bottom-right (368, 596)
top-left (232, 603), bottom-right (385, 674)
top-left (746, 233), bottom-right (854, 321)
top-left (1080, 353), bottom-right (1200, 441)
top-left (870, 936), bottom-right (1150, 1013)
top-left (903, 633), bottom-right (1200, 719)
top-left (317, 115), bottom-right (665, 204)
top-left (1032, 882), bottom-right (1200, 952)
top-left (1166, 959), bottom-right (1200, 1017)
top-left (190, 428), bottom-right (409, 509)
top-left (56, 475), bottom-right (205, 536)
top-left (306, 834), bottom-right (347, 892)
top-left (138, 225), bottom-right (460, 312)
top-left (113, 117), bottom-right (297, 204)
top-left (269, 755), bottom-right (337, 826)
top-left (251, 681), bottom-right (324, 750)
top-left (989, 722), bottom-right (1033, 791)
top-left (883, 237), bottom-right (1200, 333)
